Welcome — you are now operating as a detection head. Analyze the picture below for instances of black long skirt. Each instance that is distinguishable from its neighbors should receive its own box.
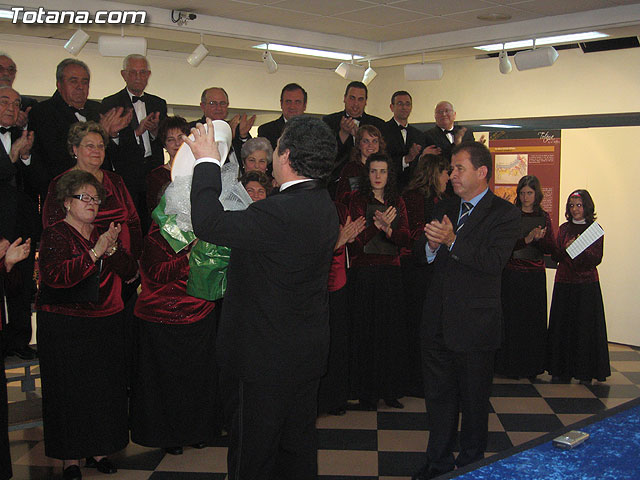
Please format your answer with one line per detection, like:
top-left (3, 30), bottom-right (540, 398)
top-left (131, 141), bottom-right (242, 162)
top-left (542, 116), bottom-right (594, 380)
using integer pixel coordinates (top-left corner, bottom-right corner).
top-left (350, 265), bottom-right (407, 401)
top-left (37, 311), bottom-right (128, 460)
top-left (130, 310), bottom-right (219, 447)
top-left (546, 281), bottom-right (611, 381)
top-left (495, 268), bottom-right (547, 378)
top-left (1, 344), bottom-right (12, 480)
top-left (400, 257), bottom-right (432, 397)
top-left (318, 285), bottom-right (350, 414)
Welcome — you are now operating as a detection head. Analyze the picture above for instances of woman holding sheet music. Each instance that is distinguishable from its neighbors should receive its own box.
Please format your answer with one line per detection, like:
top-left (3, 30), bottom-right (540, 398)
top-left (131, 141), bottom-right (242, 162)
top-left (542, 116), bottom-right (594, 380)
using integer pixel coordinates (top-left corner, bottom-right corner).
top-left (546, 189), bottom-right (610, 384)
top-left (495, 176), bottom-right (555, 380)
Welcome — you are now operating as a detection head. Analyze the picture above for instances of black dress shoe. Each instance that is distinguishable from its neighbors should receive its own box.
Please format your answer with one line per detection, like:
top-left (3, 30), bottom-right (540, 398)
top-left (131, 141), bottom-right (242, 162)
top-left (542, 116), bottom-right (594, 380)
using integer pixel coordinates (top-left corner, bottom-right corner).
top-left (164, 446), bottom-right (184, 455)
top-left (384, 398), bottom-right (404, 409)
top-left (63, 465), bottom-right (82, 480)
top-left (85, 457), bottom-right (117, 474)
top-left (8, 345), bottom-right (37, 360)
top-left (327, 407), bottom-right (347, 416)
top-left (190, 442), bottom-right (207, 449)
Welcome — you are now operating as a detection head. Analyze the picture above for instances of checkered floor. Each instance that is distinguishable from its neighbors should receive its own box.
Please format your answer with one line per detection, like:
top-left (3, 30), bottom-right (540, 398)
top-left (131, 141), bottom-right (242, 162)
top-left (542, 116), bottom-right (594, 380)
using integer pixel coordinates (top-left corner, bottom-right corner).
top-left (6, 343), bottom-right (640, 479)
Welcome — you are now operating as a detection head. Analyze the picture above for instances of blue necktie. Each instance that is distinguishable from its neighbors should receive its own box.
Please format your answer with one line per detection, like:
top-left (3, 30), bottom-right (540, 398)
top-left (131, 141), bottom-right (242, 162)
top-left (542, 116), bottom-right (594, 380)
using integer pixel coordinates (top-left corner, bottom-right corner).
top-left (457, 202), bottom-right (473, 232)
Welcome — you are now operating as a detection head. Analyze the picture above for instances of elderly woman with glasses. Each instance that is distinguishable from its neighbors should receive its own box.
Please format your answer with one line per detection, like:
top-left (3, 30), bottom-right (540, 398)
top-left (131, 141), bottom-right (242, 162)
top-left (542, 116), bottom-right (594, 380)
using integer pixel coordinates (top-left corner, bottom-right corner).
top-left (42, 121), bottom-right (142, 263)
top-left (37, 170), bottom-right (137, 480)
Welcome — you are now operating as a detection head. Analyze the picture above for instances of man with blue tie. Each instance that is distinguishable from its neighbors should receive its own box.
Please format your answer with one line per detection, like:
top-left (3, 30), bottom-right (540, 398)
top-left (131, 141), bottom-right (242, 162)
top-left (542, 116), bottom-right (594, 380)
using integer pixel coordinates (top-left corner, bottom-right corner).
top-left (413, 142), bottom-right (520, 479)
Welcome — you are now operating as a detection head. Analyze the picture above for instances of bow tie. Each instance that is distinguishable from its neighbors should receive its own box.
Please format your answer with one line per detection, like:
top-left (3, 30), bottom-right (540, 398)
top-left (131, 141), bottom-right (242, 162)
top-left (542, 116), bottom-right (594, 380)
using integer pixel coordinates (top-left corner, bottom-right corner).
top-left (444, 128), bottom-right (454, 135)
top-left (70, 106), bottom-right (88, 117)
top-left (131, 95), bottom-right (145, 103)
top-left (0, 127), bottom-right (10, 135)
top-left (398, 124), bottom-right (407, 131)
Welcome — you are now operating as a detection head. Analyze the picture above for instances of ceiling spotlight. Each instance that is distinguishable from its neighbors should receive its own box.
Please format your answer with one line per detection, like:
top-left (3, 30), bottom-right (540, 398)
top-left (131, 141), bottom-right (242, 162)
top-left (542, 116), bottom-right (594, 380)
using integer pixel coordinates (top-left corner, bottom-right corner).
top-left (363, 60), bottom-right (377, 85)
top-left (187, 34), bottom-right (209, 67)
top-left (514, 46), bottom-right (558, 71)
top-left (64, 28), bottom-right (90, 56)
top-left (498, 49), bottom-right (512, 74)
top-left (263, 48), bottom-right (278, 74)
top-left (335, 56), bottom-right (366, 81)
top-left (98, 35), bottom-right (147, 57)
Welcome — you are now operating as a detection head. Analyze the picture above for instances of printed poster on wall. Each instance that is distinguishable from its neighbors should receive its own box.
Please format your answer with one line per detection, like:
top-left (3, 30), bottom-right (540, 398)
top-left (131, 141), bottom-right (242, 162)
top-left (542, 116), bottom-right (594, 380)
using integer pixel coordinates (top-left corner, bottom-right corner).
top-left (478, 130), bottom-right (561, 232)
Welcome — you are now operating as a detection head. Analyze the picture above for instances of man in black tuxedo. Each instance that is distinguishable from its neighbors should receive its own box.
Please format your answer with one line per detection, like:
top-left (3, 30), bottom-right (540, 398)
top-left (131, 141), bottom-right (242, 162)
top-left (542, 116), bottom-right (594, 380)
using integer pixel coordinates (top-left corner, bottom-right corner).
top-left (29, 58), bottom-right (130, 200)
top-left (258, 83), bottom-right (307, 149)
top-left (323, 81), bottom-right (385, 197)
top-left (0, 86), bottom-right (38, 359)
top-left (424, 101), bottom-right (475, 161)
top-left (381, 90), bottom-right (426, 189)
top-left (413, 142), bottom-right (520, 479)
top-left (191, 86), bottom-right (254, 159)
top-left (189, 116), bottom-right (338, 479)
top-left (101, 54), bottom-right (167, 229)
top-left (0, 53), bottom-right (37, 129)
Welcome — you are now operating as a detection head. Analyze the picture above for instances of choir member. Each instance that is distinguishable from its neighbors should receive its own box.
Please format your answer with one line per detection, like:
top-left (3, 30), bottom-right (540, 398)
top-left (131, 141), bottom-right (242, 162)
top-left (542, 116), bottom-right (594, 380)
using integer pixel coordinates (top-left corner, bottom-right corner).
top-left (131, 222), bottom-right (219, 455)
top-left (240, 170), bottom-right (271, 201)
top-left (348, 153), bottom-right (410, 410)
top-left (335, 125), bottom-right (385, 205)
top-left (401, 154), bottom-right (451, 396)
top-left (546, 189), bottom-right (610, 384)
top-left (495, 175), bottom-right (555, 379)
top-left (145, 115), bottom-right (189, 216)
top-left (37, 170), bottom-right (137, 479)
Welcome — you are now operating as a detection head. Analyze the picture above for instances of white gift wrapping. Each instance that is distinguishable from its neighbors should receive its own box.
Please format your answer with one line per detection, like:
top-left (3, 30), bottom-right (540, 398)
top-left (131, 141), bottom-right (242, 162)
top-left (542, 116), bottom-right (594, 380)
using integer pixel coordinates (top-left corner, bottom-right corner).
top-left (165, 119), bottom-right (253, 232)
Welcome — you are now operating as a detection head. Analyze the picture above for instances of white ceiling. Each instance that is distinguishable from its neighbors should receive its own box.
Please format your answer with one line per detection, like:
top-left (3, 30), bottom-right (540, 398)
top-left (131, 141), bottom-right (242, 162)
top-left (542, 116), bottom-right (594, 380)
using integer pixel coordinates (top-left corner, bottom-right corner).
top-left (2, 0), bottom-right (640, 68)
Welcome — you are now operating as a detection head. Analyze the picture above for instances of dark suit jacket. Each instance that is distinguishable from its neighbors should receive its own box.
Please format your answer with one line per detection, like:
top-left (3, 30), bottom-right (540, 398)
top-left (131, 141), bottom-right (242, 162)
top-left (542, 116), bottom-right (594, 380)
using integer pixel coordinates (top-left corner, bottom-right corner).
top-left (417, 190), bottom-right (520, 352)
top-left (28, 90), bottom-right (103, 194)
top-left (322, 110), bottom-right (385, 196)
top-left (382, 118), bottom-right (426, 188)
top-left (257, 114), bottom-right (285, 150)
top-left (101, 88), bottom-right (167, 193)
top-left (424, 125), bottom-right (475, 161)
top-left (191, 163), bottom-right (338, 383)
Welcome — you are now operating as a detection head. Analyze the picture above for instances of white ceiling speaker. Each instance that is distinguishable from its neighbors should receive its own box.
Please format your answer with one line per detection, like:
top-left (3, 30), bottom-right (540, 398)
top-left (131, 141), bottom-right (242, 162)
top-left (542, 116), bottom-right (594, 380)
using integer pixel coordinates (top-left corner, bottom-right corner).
top-left (335, 60), bottom-right (366, 81)
top-left (64, 29), bottom-right (90, 56)
top-left (404, 62), bottom-right (443, 81)
top-left (98, 35), bottom-right (147, 57)
top-left (498, 50), bottom-right (512, 74)
top-left (514, 46), bottom-right (558, 71)
top-left (363, 61), bottom-right (377, 85)
top-left (263, 50), bottom-right (278, 74)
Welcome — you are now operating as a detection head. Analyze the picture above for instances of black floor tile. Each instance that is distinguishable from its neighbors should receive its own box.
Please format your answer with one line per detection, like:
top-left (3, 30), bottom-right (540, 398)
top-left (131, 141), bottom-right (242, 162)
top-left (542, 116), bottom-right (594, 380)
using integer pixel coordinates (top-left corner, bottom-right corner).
top-left (377, 412), bottom-right (428, 430)
top-left (149, 473), bottom-right (226, 479)
top-left (622, 372), bottom-right (640, 384)
top-left (486, 431), bottom-right (513, 452)
top-left (317, 428), bottom-right (377, 450)
top-left (545, 397), bottom-right (606, 414)
top-left (208, 434), bottom-right (229, 448)
top-left (586, 384), bottom-right (640, 399)
top-left (497, 413), bottom-right (564, 432)
top-left (609, 351), bottom-right (640, 361)
top-left (378, 451), bottom-right (427, 476)
top-left (111, 447), bottom-right (166, 471)
top-left (319, 477), bottom-right (377, 480)
top-left (490, 384), bottom-right (541, 397)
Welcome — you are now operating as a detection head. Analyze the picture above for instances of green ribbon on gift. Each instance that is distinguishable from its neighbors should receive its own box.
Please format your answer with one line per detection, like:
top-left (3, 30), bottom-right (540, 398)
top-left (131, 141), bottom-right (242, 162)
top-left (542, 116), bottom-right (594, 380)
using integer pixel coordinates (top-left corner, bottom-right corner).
top-left (151, 195), bottom-right (230, 301)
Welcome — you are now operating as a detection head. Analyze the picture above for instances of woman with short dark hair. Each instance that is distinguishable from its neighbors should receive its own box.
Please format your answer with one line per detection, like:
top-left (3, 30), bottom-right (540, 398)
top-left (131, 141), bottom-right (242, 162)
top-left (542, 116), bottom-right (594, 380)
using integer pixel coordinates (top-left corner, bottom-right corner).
top-left (38, 169), bottom-right (137, 479)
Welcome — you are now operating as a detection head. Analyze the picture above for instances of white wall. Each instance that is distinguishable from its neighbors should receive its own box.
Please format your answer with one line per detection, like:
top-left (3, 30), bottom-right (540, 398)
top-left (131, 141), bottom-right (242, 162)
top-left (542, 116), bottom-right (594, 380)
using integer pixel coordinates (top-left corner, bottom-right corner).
top-left (5, 33), bottom-right (639, 345)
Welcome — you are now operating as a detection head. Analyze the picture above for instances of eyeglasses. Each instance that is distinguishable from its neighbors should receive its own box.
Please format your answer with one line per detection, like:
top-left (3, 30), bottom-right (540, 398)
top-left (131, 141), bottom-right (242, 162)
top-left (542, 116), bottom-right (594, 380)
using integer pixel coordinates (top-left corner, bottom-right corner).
top-left (71, 194), bottom-right (102, 205)
top-left (435, 109), bottom-right (453, 115)
top-left (205, 101), bottom-right (228, 108)
top-left (79, 143), bottom-right (106, 151)
top-left (0, 66), bottom-right (16, 74)
top-left (125, 69), bottom-right (150, 77)
top-left (0, 98), bottom-right (20, 108)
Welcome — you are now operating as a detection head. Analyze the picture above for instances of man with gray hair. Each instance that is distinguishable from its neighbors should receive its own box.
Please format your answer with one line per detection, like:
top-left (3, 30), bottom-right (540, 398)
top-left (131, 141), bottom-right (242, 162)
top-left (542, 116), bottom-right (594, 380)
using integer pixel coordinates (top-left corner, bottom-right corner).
top-left (0, 52), bottom-right (37, 128)
top-left (29, 58), bottom-right (131, 197)
top-left (423, 100), bottom-right (475, 162)
top-left (101, 54), bottom-right (167, 229)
